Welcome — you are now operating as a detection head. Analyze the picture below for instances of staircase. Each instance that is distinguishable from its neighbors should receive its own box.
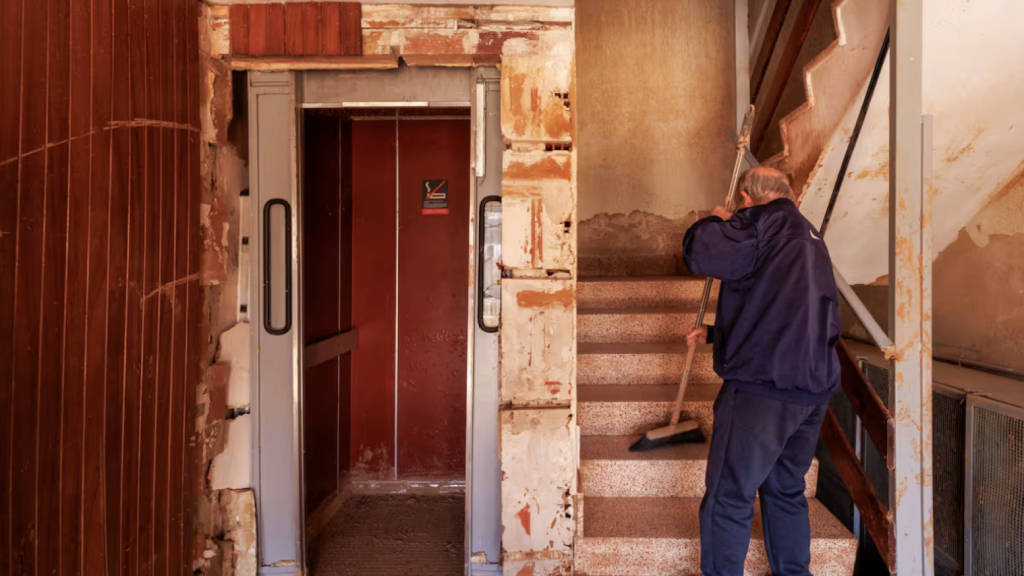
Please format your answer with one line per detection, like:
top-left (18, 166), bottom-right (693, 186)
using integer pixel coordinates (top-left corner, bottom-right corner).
top-left (574, 275), bottom-right (858, 575)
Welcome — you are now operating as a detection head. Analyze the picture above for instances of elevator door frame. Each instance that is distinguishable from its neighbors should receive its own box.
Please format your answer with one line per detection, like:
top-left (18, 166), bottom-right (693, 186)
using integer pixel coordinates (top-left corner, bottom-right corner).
top-left (248, 67), bottom-right (501, 576)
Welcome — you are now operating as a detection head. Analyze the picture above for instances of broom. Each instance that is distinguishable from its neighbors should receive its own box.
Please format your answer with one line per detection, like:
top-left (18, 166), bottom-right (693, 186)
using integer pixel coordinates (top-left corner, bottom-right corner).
top-left (628, 105), bottom-right (756, 453)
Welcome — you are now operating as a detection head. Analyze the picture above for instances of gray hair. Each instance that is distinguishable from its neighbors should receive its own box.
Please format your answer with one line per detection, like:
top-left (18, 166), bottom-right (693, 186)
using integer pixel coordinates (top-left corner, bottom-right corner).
top-left (738, 167), bottom-right (795, 202)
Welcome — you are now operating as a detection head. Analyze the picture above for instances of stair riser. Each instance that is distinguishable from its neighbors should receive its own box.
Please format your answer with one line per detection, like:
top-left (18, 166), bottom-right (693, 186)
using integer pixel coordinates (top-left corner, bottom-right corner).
top-left (579, 312), bottom-right (715, 344)
top-left (576, 537), bottom-right (857, 576)
top-left (578, 254), bottom-right (678, 278)
top-left (578, 352), bottom-right (718, 385)
top-left (580, 460), bottom-right (818, 498)
top-left (578, 400), bottom-right (714, 438)
top-left (578, 280), bottom-right (718, 310)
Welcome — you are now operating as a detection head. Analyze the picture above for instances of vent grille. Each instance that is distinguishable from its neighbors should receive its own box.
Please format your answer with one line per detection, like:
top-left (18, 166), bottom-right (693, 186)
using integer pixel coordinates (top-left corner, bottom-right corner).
top-left (859, 362), bottom-right (967, 576)
top-left (971, 403), bottom-right (1024, 576)
top-left (934, 391), bottom-right (965, 576)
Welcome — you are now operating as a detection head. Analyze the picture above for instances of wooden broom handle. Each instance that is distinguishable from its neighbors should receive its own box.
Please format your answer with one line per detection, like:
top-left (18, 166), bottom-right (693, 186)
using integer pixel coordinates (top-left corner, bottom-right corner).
top-left (670, 105), bottom-right (755, 426)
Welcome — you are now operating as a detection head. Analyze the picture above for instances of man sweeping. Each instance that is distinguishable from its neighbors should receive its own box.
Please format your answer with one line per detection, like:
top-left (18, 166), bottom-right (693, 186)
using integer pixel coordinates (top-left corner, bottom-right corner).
top-left (682, 166), bottom-right (841, 576)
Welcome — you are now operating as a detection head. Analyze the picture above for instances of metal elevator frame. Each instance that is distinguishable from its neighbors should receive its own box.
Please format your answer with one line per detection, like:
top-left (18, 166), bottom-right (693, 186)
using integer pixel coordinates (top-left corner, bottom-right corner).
top-left (246, 67), bottom-right (504, 576)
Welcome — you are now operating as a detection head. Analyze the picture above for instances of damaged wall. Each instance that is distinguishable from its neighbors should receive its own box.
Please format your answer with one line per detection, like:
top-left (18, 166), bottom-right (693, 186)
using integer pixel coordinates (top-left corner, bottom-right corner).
top-left (932, 170), bottom-right (1024, 372)
top-left (575, 0), bottom-right (736, 274)
top-left (0, 0), bottom-right (202, 574)
top-left (193, 6), bottom-right (256, 576)
top-left (201, 3), bottom-right (579, 574)
top-left (843, 169), bottom-right (1024, 375)
top-left (800, 0), bottom-right (1024, 287)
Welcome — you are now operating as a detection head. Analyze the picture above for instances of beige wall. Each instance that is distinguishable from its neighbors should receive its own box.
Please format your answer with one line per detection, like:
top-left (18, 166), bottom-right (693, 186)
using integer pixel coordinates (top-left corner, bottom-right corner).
top-left (932, 167), bottom-right (1024, 373)
top-left (843, 167), bottom-right (1024, 374)
top-left (575, 0), bottom-right (737, 266)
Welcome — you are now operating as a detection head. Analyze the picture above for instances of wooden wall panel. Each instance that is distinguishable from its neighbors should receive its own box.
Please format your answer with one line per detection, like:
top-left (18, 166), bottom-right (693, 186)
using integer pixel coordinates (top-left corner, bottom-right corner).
top-left (249, 4), bottom-right (269, 56)
top-left (285, 3), bottom-right (305, 55)
top-left (230, 4), bottom-right (250, 56)
top-left (0, 1), bottom-right (202, 575)
top-left (303, 3), bottom-right (323, 55)
top-left (0, 0), bottom-right (22, 162)
top-left (227, 2), bottom-right (362, 56)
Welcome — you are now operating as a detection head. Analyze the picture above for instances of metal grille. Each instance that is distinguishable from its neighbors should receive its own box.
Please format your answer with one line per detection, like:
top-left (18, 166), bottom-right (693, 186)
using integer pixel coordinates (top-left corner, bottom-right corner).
top-left (861, 362), bottom-right (890, 505)
top-left (934, 391), bottom-right (965, 576)
top-left (861, 363), bottom-right (967, 574)
top-left (971, 403), bottom-right (1024, 576)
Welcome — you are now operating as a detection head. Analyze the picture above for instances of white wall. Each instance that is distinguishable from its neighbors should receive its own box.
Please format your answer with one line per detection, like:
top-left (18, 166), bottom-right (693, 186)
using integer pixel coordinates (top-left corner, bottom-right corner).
top-left (800, 0), bottom-right (1024, 285)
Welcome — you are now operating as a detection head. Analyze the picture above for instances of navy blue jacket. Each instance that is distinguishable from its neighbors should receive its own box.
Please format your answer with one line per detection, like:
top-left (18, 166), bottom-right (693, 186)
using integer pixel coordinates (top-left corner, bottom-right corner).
top-left (683, 198), bottom-right (840, 405)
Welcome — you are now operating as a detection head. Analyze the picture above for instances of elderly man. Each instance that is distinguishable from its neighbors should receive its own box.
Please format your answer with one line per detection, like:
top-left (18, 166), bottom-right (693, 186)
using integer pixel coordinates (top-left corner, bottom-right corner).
top-left (682, 166), bottom-right (841, 576)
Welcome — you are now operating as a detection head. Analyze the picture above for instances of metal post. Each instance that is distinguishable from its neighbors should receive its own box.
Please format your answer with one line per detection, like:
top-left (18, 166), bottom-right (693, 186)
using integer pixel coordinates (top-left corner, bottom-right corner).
top-left (888, 0), bottom-right (933, 573)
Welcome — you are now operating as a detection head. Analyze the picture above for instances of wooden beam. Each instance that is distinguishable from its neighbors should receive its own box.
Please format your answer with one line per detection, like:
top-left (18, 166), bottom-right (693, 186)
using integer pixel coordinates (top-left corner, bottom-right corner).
top-left (749, 0), bottom-right (791, 103)
top-left (820, 408), bottom-right (895, 571)
top-left (227, 55), bottom-right (398, 71)
top-left (837, 339), bottom-right (892, 464)
top-left (751, 0), bottom-right (823, 154)
top-left (304, 329), bottom-right (359, 369)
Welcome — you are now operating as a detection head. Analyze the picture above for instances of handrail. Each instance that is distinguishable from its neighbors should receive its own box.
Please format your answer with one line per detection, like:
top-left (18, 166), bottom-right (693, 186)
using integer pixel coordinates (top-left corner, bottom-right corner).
top-left (833, 265), bottom-right (893, 352)
top-left (820, 30), bottom-right (890, 236)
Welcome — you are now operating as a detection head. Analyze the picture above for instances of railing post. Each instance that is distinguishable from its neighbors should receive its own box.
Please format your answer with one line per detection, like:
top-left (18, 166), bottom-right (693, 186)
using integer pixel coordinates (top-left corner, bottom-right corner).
top-left (889, 0), bottom-right (933, 573)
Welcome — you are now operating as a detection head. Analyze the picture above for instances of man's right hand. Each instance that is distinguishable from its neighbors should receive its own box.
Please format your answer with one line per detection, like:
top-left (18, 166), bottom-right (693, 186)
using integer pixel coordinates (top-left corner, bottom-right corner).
top-left (686, 325), bottom-right (708, 347)
top-left (711, 206), bottom-right (734, 220)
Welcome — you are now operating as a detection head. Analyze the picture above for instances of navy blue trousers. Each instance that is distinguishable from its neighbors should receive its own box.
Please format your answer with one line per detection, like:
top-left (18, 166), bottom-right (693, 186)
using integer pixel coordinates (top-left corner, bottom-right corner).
top-left (699, 383), bottom-right (827, 576)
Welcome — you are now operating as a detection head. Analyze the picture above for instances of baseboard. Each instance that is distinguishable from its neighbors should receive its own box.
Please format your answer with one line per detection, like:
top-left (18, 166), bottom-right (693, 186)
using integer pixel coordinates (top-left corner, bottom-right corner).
top-left (350, 478), bottom-right (465, 495)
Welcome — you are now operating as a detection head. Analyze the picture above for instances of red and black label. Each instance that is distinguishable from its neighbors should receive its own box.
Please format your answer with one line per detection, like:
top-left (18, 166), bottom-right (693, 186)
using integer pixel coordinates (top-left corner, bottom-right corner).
top-left (421, 179), bottom-right (449, 215)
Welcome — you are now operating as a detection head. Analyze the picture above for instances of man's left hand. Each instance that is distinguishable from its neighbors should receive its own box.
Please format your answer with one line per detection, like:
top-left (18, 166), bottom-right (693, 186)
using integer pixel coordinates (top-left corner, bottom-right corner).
top-left (712, 206), bottom-right (734, 220)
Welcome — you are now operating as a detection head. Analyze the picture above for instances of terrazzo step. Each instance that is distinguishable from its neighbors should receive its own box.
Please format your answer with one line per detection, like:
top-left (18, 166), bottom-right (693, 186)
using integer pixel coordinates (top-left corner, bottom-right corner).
top-left (579, 435), bottom-right (818, 498)
top-left (578, 254), bottom-right (680, 278)
top-left (578, 384), bottom-right (718, 437)
top-left (577, 276), bottom-right (720, 310)
top-left (578, 308), bottom-right (717, 344)
top-left (577, 342), bottom-right (719, 386)
top-left (576, 496), bottom-right (857, 576)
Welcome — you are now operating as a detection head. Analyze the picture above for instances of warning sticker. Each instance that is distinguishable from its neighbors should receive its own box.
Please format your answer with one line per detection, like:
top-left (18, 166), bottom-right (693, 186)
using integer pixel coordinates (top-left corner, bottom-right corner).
top-left (422, 179), bottom-right (449, 215)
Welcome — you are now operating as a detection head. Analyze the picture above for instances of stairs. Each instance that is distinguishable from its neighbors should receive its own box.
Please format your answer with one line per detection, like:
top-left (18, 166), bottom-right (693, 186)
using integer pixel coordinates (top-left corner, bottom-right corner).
top-left (574, 275), bottom-right (857, 575)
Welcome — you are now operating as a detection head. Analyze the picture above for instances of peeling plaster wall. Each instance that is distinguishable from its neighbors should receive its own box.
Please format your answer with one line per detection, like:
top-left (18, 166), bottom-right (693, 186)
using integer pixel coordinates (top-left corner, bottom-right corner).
top-left (800, 0), bottom-right (1024, 286)
top-left (841, 171), bottom-right (1024, 374)
top-left (575, 0), bottom-right (736, 269)
top-left (199, 4), bottom-right (579, 574)
top-left (194, 5), bottom-right (255, 576)
top-left (932, 174), bottom-right (1024, 372)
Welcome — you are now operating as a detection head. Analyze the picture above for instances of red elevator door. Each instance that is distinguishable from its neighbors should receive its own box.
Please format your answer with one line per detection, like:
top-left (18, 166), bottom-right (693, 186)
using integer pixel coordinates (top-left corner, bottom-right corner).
top-left (350, 117), bottom-right (470, 480)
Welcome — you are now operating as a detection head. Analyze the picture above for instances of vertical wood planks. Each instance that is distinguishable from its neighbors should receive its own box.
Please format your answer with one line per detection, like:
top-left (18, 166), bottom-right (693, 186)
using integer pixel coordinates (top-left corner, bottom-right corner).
top-left (229, 4), bottom-right (250, 56)
top-left (285, 3), bottom-right (305, 56)
top-left (340, 2), bottom-right (362, 55)
top-left (303, 3), bottom-right (323, 55)
top-left (267, 3), bottom-right (287, 56)
top-left (321, 3), bottom-right (344, 55)
top-left (248, 4), bottom-right (269, 56)
top-left (1, 0), bottom-right (202, 573)
top-left (0, 0), bottom-right (20, 569)
top-left (226, 2), bottom-right (362, 57)
top-left (0, 0), bottom-right (22, 163)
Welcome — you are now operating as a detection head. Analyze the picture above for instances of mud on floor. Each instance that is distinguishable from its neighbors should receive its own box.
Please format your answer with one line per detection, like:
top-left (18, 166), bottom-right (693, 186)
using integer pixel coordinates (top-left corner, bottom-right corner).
top-left (308, 495), bottom-right (465, 576)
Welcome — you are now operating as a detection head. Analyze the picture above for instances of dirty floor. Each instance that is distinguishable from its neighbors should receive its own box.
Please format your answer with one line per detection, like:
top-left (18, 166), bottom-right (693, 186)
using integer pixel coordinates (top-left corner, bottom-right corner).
top-left (308, 495), bottom-right (465, 576)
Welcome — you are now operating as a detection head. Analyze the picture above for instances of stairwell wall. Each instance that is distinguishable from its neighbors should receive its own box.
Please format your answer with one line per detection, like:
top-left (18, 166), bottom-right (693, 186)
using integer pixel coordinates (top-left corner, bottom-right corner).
top-left (575, 0), bottom-right (737, 275)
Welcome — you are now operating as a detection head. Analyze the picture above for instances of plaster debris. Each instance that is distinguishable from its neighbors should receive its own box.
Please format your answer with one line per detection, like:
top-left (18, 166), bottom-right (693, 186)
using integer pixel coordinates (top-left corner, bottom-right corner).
top-left (208, 415), bottom-right (253, 490)
top-left (217, 321), bottom-right (251, 409)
